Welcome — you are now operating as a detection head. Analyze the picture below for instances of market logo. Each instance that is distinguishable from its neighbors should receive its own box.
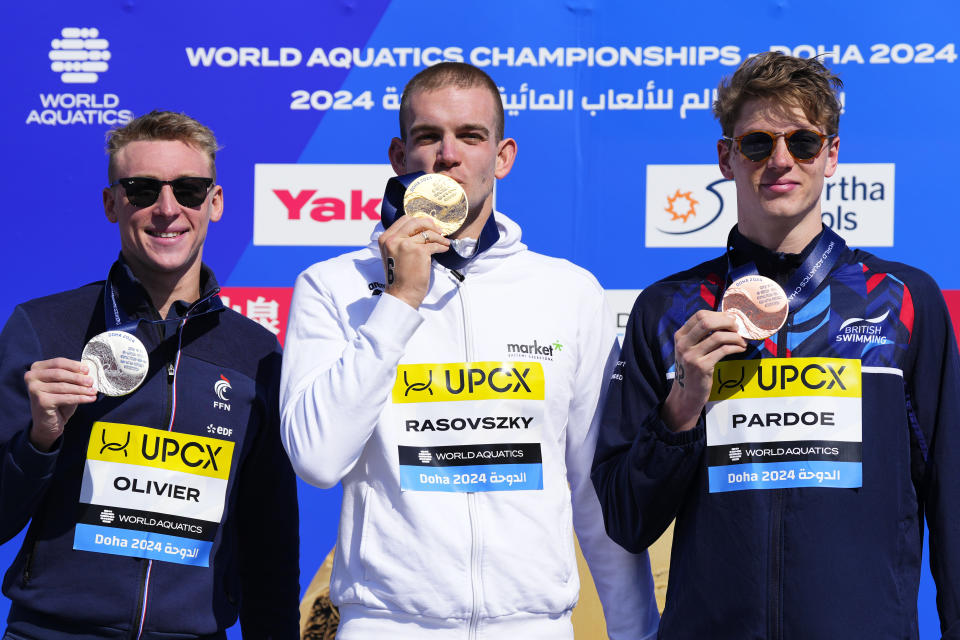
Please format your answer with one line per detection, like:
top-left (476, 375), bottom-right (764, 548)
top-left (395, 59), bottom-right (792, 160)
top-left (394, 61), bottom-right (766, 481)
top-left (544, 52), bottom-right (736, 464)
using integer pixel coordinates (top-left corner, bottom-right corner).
top-left (254, 164), bottom-right (396, 246)
top-left (50, 27), bottom-right (109, 84)
top-left (214, 375), bottom-right (231, 401)
top-left (506, 339), bottom-right (561, 361)
top-left (26, 27), bottom-right (132, 127)
top-left (645, 165), bottom-right (735, 248)
top-left (834, 310), bottom-right (890, 345)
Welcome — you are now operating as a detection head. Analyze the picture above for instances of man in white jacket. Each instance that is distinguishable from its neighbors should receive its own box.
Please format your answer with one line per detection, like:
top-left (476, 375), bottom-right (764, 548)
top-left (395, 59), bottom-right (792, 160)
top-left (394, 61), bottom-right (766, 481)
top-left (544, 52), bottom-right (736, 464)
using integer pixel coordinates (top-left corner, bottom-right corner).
top-left (280, 62), bottom-right (658, 639)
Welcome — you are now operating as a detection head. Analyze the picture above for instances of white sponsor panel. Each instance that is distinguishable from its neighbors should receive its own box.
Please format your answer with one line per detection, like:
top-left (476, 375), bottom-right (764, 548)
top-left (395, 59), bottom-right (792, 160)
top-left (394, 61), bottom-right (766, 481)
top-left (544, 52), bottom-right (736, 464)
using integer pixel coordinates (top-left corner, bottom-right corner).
top-left (705, 395), bottom-right (862, 446)
top-left (254, 163), bottom-right (395, 246)
top-left (645, 165), bottom-right (736, 247)
top-left (80, 459), bottom-right (227, 522)
top-left (645, 163), bottom-right (895, 248)
top-left (822, 163), bottom-right (895, 246)
top-left (604, 289), bottom-right (642, 340)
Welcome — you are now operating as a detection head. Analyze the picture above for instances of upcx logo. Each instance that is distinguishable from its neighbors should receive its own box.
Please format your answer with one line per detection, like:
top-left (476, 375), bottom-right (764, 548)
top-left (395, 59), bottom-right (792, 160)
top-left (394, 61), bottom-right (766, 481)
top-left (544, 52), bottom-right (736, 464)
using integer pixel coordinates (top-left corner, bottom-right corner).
top-left (392, 362), bottom-right (546, 404)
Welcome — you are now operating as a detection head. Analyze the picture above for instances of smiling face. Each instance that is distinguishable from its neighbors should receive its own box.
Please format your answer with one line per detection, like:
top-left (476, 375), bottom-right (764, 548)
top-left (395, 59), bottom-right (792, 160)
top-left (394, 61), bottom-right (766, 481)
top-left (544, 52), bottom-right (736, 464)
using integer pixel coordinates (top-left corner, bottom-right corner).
top-left (718, 97), bottom-right (839, 252)
top-left (389, 85), bottom-right (516, 239)
top-left (103, 139), bottom-right (222, 295)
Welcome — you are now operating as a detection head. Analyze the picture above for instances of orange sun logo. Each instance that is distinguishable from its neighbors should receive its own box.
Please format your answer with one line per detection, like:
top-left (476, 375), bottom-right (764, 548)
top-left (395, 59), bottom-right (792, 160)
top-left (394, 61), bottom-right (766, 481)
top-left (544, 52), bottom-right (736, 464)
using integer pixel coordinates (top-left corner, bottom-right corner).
top-left (665, 189), bottom-right (699, 223)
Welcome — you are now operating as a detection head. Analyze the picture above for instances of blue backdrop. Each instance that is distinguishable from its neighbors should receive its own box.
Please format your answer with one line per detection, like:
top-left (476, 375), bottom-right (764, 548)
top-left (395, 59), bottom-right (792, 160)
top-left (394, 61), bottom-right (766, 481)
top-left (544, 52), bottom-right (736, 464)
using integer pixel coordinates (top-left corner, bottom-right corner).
top-left (2, 1), bottom-right (957, 636)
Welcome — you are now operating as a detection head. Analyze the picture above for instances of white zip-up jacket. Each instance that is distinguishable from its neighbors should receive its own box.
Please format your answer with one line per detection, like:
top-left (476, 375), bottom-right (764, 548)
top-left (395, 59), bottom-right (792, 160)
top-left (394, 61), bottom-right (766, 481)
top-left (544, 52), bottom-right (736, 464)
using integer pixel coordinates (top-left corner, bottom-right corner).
top-left (280, 212), bottom-right (658, 639)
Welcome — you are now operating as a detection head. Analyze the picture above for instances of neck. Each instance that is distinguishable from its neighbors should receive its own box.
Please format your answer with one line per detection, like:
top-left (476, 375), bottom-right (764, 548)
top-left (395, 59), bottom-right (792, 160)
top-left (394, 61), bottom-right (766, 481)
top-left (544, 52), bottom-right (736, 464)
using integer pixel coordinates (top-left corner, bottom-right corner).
top-left (449, 203), bottom-right (492, 241)
top-left (126, 259), bottom-right (202, 319)
top-left (737, 213), bottom-right (823, 254)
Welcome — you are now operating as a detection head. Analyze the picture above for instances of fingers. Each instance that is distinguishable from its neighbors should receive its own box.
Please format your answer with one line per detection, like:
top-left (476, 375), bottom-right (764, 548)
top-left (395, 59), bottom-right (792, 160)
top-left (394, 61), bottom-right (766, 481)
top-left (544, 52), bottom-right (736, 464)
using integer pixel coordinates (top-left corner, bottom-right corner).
top-left (676, 310), bottom-right (745, 347)
top-left (25, 358), bottom-right (96, 393)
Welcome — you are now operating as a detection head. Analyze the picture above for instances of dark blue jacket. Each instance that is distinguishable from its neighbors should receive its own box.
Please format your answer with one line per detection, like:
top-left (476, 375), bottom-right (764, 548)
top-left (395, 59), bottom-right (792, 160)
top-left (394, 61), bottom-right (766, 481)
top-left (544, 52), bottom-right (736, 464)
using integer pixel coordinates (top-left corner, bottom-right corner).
top-left (592, 229), bottom-right (960, 639)
top-left (0, 260), bottom-right (299, 639)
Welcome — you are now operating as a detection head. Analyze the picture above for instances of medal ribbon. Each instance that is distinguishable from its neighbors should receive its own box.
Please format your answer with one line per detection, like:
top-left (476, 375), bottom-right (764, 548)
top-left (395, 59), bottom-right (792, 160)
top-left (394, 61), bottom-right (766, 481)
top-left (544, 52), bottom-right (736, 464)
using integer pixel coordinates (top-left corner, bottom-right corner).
top-left (381, 172), bottom-right (500, 272)
top-left (725, 226), bottom-right (846, 313)
top-left (104, 264), bottom-right (223, 334)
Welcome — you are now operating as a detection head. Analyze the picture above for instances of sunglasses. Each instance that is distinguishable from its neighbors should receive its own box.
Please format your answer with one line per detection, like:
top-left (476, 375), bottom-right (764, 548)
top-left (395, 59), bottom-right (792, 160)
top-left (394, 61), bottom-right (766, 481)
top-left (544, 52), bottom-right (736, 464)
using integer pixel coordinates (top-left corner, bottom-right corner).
top-left (723, 129), bottom-right (835, 163)
top-left (111, 177), bottom-right (215, 208)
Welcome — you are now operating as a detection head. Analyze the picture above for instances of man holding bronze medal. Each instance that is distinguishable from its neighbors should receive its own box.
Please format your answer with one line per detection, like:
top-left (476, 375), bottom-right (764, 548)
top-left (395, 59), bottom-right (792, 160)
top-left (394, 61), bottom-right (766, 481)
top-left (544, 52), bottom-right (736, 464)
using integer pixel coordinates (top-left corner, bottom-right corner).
top-left (592, 52), bottom-right (960, 638)
top-left (281, 62), bottom-right (658, 638)
top-left (0, 111), bottom-right (299, 638)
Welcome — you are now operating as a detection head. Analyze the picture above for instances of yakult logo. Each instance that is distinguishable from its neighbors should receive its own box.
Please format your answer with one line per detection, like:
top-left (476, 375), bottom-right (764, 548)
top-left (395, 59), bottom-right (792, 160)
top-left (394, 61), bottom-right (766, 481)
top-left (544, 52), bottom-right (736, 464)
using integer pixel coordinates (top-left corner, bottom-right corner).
top-left (254, 164), bottom-right (396, 246)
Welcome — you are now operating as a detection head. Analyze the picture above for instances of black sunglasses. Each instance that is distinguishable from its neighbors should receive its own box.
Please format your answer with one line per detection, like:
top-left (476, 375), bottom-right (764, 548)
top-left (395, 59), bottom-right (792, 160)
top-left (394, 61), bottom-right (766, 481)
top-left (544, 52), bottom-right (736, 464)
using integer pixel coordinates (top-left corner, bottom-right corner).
top-left (723, 129), bottom-right (835, 163)
top-left (110, 177), bottom-right (215, 208)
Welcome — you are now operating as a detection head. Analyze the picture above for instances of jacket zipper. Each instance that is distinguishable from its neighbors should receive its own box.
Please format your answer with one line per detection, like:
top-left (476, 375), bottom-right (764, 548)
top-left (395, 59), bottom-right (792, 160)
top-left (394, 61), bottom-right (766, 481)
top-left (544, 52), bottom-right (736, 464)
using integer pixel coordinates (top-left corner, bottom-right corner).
top-left (768, 322), bottom-right (789, 640)
top-left (20, 538), bottom-right (39, 585)
top-left (130, 349), bottom-right (177, 638)
top-left (452, 271), bottom-right (484, 640)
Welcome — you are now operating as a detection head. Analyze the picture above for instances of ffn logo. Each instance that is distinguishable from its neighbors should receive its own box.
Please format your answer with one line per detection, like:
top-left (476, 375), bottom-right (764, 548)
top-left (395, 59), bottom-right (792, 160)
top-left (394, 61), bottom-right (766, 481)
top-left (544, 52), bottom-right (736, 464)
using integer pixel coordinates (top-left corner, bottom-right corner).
top-left (214, 375), bottom-right (231, 411)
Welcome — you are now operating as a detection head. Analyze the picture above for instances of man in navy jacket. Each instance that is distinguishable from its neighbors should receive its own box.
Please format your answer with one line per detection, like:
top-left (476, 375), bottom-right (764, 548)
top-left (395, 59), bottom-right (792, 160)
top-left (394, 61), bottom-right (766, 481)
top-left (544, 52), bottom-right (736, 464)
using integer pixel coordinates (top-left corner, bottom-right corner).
top-left (0, 111), bottom-right (299, 638)
top-left (593, 52), bottom-right (960, 639)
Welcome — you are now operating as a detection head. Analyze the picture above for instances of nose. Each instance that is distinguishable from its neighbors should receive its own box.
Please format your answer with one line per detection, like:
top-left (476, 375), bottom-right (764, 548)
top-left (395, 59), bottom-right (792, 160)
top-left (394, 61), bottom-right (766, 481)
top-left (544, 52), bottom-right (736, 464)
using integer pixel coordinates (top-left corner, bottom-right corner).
top-left (434, 133), bottom-right (461, 170)
top-left (154, 184), bottom-right (180, 216)
top-left (767, 134), bottom-right (793, 169)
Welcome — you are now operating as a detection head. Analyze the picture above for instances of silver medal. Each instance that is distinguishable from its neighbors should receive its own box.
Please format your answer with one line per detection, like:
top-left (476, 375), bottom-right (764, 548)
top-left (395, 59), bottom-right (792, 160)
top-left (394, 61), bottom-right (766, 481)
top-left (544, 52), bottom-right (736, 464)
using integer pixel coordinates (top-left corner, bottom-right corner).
top-left (81, 330), bottom-right (149, 396)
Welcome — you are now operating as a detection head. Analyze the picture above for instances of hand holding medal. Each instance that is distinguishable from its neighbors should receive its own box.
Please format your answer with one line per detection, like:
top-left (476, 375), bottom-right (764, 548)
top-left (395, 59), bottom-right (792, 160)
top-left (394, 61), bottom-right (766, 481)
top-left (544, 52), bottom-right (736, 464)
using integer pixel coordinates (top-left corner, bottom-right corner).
top-left (720, 275), bottom-right (788, 340)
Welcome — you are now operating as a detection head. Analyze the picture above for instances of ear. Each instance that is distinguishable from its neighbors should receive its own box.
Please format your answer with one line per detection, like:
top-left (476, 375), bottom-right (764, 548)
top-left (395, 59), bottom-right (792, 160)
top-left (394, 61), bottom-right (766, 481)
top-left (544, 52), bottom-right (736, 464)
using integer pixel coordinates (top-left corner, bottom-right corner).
top-left (103, 186), bottom-right (119, 223)
top-left (208, 185), bottom-right (224, 222)
top-left (388, 137), bottom-right (406, 174)
top-left (823, 135), bottom-right (840, 179)
top-left (717, 138), bottom-right (735, 180)
top-left (494, 137), bottom-right (517, 179)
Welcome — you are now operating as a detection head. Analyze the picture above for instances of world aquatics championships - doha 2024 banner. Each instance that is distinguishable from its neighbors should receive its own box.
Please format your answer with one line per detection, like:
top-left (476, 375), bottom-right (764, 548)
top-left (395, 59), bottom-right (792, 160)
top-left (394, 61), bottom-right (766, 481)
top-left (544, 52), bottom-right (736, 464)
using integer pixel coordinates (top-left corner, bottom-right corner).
top-left (2, 1), bottom-right (959, 637)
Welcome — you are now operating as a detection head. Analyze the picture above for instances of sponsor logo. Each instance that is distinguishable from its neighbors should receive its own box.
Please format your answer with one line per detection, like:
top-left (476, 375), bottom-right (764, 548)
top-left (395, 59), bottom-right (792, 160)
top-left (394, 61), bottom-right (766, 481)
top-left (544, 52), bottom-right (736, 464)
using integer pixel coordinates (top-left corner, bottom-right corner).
top-left (418, 449), bottom-right (432, 464)
top-left (88, 422), bottom-right (233, 480)
top-left (604, 289), bottom-right (642, 340)
top-left (392, 361), bottom-right (545, 403)
top-left (505, 339), bottom-right (562, 361)
top-left (403, 370), bottom-right (434, 397)
top-left (49, 27), bottom-right (109, 83)
top-left (835, 310), bottom-right (890, 345)
top-left (710, 358), bottom-right (861, 401)
top-left (368, 281), bottom-right (385, 296)
top-left (728, 447), bottom-right (742, 462)
top-left (254, 164), bottom-right (396, 246)
top-left (26, 27), bottom-right (133, 127)
top-left (99, 509), bottom-right (115, 524)
top-left (645, 165), bottom-right (736, 247)
top-left (99, 426), bottom-right (130, 457)
top-left (645, 164), bottom-right (895, 247)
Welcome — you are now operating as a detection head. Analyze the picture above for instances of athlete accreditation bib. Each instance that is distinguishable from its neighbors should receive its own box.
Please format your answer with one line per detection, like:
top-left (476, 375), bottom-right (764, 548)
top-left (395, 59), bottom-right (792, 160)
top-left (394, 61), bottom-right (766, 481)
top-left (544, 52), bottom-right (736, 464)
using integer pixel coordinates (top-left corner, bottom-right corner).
top-left (74, 422), bottom-right (234, 566)
top-left (391, 361), bottom-right (545, 492)
top-left (705, 357), bottom-right (863, 492)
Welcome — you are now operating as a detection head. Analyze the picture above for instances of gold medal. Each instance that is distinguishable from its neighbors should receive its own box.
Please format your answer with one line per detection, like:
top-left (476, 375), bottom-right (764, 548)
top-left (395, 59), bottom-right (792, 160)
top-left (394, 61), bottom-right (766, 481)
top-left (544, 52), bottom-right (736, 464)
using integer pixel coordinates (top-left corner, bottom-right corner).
top-left (721, 275), bottom-right (788, 340)
top-left (403, 173), bottom-right (468, 236)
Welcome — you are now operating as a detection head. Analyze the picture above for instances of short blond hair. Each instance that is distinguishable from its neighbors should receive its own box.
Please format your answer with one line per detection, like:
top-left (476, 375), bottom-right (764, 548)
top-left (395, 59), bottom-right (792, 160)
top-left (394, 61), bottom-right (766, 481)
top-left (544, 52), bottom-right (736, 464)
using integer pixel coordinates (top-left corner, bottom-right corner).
top-left (106, 110), bottom-right (220, 182)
